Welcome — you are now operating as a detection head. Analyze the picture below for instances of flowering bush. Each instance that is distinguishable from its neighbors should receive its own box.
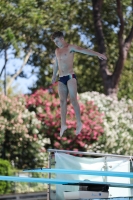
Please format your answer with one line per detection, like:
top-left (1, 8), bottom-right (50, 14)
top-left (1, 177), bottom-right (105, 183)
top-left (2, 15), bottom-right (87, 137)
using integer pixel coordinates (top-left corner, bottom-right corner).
top-left (0, 94), bottom-right (44, 169)
top-left (26, 85), bottom-right (104, 152)
top-left (80, 92), bottom-right (133, 155)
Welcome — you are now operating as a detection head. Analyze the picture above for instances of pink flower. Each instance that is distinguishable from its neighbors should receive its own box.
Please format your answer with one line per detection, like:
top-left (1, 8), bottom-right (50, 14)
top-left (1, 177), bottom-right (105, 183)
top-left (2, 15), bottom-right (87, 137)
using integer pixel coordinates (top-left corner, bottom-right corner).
top-left (54, 142), bottom-right (60, 147)
top-left (25, 86), bottom-right (104, 152)
top-left (62, 137), bottom-right (67, 141)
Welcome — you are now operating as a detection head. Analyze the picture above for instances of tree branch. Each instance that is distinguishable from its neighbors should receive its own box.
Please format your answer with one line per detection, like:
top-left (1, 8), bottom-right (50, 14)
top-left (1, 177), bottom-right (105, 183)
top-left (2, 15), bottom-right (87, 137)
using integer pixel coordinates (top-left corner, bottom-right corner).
top-left (0, 48), bottom-right (8, 77)
top-left (92, 0), bottom-right (110, 94)
top-left (116, 0), bottom-right (124, 49)
top-left (6, 49), bottom-right (32, 90)
top-left (124, 26), bottom-right (133, 54)
top-left (113, 2), bottom-right (133, 87)
top-left (112, 0), bottom-right (124, 86)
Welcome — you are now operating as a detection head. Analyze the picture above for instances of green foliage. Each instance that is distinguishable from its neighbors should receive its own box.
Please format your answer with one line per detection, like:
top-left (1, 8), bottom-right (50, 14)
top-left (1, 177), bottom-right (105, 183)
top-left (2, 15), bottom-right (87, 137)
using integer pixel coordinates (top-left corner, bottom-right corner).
top-left (28, 0), bottom-right (133, 99)
top-left (0, 0), bottom-right (133, 98)
top-left (13, 167), bottom-right (56, 193)
top-left (29, 0), bottom-right (104, 94)
top-left (118, 54), bottom-right (133, 100)
top-left (0, 76), bottom-right (22, 95)
top-left (80, 91), bottom-right (133, 155)
top-left (13, 168), bottom-right (50, 193)
top-left (0, 159), bottom-right (13, 194)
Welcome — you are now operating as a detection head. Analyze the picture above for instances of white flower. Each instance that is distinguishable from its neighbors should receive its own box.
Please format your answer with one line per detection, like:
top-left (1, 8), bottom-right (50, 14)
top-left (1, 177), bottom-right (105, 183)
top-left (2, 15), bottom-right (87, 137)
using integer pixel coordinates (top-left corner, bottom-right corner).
top-left (31, 111), bottom-right (36, 116)
top-left (33, 129), bottom-right (39, 134)
top-left (80, 91), bottom-right (133, 155)
top-left (37, 107), bottom-right (43, 113)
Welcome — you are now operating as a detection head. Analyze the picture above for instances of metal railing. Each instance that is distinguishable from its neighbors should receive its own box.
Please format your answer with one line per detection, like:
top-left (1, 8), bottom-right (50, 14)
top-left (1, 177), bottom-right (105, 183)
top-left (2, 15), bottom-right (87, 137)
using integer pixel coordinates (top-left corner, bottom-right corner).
top-left (48, 149), bottom-right (133, 159)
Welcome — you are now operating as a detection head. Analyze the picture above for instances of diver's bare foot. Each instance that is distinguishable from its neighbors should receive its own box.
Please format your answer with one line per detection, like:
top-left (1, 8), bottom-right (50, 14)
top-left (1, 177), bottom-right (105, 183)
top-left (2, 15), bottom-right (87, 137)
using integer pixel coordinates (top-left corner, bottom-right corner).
top-left (60, 125), bottom-right (67, 137)
top-left (76, 122), bottom-right (82, 135)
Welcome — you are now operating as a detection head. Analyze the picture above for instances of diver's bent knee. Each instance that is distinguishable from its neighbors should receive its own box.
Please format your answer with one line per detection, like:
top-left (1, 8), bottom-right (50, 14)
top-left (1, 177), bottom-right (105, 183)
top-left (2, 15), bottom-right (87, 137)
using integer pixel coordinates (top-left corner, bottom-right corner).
top-left (70, 98), bottom-right (78, 104)
top-left (60, 99), bottom-right (67, 105)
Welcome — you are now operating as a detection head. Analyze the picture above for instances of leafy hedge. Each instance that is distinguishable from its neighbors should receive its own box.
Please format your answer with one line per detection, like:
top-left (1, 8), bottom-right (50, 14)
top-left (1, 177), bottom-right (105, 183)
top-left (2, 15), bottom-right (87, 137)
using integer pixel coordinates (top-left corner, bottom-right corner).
top-left (0, 159), bottom-right (13, 194)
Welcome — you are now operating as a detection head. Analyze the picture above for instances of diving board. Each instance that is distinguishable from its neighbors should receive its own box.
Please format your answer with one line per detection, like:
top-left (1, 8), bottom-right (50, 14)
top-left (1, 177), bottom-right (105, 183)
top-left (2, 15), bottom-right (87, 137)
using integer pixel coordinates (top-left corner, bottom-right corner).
top-left (0, 176), bottom-right (133, 188)
top-left (23, 168), bottom-right (133, 178)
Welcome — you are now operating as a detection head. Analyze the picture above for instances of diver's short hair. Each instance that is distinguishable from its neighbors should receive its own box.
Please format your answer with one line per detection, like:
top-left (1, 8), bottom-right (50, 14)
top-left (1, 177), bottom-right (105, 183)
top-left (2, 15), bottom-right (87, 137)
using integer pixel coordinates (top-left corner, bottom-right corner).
top-left (51, 31), bottom-right (64, 40)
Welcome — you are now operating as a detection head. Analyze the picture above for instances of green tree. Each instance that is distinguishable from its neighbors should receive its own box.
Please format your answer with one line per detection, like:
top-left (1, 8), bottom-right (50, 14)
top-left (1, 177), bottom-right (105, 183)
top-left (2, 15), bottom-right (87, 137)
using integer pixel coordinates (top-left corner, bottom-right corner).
top-left (29, 0), bottom-right (133, 99)
top-left (29, 0), bottom-right (104, 94)
top-left (0, 0), bottom-right (51, 91)
top-left (0, 0), bottom-right (133, 99)
top-left (92, 0), bottom-right (133, 98)
top-left (0, 76), bottom-right (22, 95)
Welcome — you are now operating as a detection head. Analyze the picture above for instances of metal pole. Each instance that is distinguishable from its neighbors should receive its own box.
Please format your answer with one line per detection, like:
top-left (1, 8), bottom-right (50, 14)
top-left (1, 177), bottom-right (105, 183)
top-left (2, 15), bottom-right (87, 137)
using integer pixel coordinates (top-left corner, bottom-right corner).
top-left (48, 149), bottom-right (133, 159)
top-left (104, 157), bottom-right (108, 182)
top-left (47, 151), bottom-right (51, 200)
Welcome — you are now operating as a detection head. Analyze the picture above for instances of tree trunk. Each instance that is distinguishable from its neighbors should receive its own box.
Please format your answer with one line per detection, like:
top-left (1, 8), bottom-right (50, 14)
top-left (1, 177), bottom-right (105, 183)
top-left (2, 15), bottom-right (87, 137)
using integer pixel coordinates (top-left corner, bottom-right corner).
top-left (92, 0), bottom-right (133, 98)
top-left (6, 49), bottom-right (32, 91)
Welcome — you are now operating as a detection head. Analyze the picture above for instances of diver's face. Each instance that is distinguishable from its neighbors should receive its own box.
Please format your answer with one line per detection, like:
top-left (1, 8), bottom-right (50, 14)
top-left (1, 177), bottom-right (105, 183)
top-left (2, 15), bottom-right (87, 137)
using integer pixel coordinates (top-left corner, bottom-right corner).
top-left (53, 37), bottom-right (64, 48)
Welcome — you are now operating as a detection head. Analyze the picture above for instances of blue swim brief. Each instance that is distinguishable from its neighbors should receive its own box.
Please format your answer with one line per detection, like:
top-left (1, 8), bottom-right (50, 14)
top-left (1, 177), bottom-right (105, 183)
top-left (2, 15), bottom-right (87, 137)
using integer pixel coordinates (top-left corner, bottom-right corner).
top-left (58, 74), bottom-right (77, 85)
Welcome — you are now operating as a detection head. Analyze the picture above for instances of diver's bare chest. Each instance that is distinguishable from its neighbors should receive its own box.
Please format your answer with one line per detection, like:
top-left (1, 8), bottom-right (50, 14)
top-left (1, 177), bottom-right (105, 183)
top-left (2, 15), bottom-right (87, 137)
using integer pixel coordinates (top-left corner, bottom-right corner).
top-left (56, 48), bottom-right (70, 60)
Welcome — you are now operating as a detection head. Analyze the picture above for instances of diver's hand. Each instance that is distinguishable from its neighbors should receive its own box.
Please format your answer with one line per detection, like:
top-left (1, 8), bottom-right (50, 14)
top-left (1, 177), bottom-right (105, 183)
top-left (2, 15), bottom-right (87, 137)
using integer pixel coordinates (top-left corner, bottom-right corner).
top-left (98, 54), bottom-right (107, 60)
top-left (51, 76), bottom-right (57, 84)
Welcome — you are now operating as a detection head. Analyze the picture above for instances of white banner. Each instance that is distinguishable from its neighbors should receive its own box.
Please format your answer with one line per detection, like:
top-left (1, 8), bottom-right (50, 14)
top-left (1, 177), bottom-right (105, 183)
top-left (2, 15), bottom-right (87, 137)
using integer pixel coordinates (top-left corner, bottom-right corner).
top-left (55, 153), bottom-right (132, 200)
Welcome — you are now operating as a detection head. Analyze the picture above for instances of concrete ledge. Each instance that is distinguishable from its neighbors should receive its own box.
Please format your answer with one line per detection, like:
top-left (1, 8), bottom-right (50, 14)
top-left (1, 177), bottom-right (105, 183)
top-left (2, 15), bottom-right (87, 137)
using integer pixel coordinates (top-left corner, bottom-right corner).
top-left (0, 191), bottom-right (48, 200)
